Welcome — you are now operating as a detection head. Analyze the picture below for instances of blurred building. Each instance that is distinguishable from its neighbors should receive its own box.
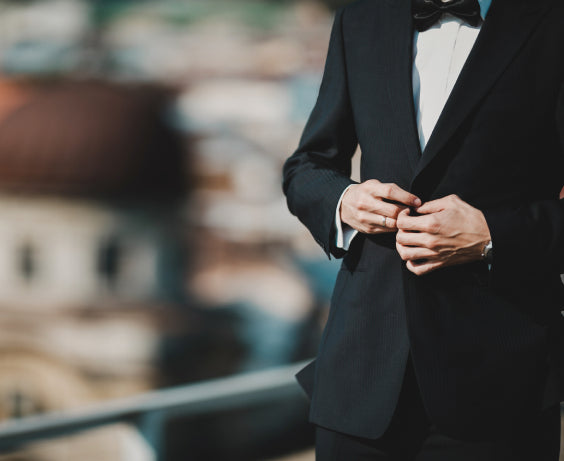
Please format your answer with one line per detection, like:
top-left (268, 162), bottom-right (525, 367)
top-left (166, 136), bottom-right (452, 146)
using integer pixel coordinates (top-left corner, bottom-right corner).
top-left (0, 80), bottom-right (186, 306)
top-left (0, 1), bottom-right (345, 459)
top-left (0, 78), bottom-right (190, 414)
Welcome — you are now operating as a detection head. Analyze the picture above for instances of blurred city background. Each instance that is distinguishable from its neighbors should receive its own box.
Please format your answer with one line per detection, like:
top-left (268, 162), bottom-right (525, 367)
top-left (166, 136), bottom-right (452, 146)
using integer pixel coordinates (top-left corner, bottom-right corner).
top-left (0, 0), bottom-right (356, 459)
top-left (0, 1), bottom-right (562, 461)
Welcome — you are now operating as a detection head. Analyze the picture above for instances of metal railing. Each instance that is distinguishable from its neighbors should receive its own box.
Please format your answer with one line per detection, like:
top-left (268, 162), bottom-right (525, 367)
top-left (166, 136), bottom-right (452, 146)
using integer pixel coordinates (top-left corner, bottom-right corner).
top-left (0, 360), bottom-right (310, 460)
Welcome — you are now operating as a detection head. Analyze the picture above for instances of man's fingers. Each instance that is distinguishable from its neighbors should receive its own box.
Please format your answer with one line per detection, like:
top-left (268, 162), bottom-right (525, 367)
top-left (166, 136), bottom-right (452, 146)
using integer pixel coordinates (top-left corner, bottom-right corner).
top-left (367, 181), bottom-right (421, 207)
top-left (396, 212), bottom-right (440, 234)
top-left (396, 242), bottom-right (440, 261)
top-left (396, 229), bottom-right (439, 248)
top-left (358, 212), bottom-right (397, 232)
top-left (406, 259), bottom-right (443, 276)
top-left (414, 200), bottom-right (443, 215)
top-left (415, 194), bottom-right (458, 214)
top-left (380, 216), bottom-right (397, 229)
top-left (357, 195), bottom-right (407, 219)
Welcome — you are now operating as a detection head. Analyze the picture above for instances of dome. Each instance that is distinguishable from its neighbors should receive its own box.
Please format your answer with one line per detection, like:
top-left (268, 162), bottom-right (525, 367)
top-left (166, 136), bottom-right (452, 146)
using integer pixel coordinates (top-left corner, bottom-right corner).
top-left (0, 80), bottom-right (186, 201)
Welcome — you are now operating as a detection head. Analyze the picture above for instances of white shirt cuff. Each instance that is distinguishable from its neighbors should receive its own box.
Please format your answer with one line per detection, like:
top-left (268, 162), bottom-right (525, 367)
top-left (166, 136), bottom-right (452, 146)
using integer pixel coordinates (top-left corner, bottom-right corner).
top-left (335, 185), bottom-right (358, 251)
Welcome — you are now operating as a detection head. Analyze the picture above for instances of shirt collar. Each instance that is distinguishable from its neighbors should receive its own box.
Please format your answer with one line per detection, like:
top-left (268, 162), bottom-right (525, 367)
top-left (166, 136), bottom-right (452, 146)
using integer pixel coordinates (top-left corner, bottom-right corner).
top-left (479, 0), bottom-right (492, 20)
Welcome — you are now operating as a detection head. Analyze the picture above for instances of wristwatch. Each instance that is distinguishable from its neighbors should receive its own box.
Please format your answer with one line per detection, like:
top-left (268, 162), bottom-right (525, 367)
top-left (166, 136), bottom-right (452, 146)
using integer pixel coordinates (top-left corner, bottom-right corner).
top-left (481, 240), bottom-right (493, 264)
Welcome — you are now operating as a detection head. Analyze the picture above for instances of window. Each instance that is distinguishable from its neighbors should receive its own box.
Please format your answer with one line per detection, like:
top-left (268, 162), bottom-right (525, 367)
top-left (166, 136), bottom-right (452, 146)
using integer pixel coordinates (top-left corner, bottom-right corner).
top-left (97, 236), bottom-right (122, 289)
top-left (18, 241), bottom-right (36, 283)
top-left (4, 387), bottom-right (43, 419)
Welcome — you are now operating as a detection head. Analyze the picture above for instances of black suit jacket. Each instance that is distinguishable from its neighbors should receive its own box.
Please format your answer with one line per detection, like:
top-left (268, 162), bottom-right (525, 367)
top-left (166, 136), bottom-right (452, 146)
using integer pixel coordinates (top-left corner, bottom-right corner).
top-left (283, 0), bottom-right (564, 442)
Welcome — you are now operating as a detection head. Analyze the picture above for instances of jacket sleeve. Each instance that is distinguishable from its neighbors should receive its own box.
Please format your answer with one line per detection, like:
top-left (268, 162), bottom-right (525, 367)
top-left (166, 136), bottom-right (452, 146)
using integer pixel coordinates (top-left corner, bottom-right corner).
top-left (282, 7), bottom-right (359, 259)
top-left (482, 82), bottom-right (564, 282)
top-left (482, 198), bottom-right (564, 280)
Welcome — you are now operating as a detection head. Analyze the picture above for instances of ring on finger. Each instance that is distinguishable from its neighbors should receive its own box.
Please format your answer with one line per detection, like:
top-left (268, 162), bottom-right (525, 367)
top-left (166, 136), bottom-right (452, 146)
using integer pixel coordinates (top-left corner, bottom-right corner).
top-left (382, 216), bottom-right (387, 227)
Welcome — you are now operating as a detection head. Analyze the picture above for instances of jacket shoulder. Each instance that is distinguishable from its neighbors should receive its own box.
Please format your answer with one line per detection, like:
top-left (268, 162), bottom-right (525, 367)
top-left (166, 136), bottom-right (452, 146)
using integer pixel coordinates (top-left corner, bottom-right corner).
top-left (340, 0), bottom-right (393, 12)
top-left (338, 0), bottom-right (396, 25)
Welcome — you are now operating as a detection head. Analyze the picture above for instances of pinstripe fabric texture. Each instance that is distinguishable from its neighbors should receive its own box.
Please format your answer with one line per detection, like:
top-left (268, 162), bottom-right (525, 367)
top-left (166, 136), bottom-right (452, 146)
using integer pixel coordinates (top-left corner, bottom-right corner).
top-left (283, 0), bottom-right (564, 442)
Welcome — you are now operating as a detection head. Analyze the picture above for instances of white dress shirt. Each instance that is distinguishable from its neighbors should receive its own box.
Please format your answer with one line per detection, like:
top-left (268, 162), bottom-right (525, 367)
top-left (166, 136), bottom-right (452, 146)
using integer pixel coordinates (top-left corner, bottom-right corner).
top-left (335, 0), bottom-right (493, 250)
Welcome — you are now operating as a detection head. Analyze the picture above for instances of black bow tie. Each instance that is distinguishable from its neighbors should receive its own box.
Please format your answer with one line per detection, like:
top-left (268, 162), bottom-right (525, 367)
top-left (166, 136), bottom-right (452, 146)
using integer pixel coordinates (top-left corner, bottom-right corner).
top-left (413, 0), bottom-right (482, 32)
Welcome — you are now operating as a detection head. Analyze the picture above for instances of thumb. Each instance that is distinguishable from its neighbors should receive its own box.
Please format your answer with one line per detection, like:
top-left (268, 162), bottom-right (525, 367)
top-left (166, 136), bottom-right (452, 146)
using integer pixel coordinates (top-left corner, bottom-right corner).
top-left (416, 197), bottom-right (448, 214)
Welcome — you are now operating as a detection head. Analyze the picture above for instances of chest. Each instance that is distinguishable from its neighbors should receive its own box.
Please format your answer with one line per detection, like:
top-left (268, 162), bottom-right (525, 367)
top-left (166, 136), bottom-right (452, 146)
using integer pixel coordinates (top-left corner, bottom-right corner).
top-left (340, 2), bottom-right (564, 202)
top-left (413, 20), bottom-right (482, 149)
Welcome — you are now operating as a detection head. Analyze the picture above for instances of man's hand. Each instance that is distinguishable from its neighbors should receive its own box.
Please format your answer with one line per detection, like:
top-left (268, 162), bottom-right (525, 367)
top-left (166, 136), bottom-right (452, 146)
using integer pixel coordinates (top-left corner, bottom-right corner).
top-left (340, 180), bottom-right (422, 234)
top-left (396, 194), bottom-right (491, 276)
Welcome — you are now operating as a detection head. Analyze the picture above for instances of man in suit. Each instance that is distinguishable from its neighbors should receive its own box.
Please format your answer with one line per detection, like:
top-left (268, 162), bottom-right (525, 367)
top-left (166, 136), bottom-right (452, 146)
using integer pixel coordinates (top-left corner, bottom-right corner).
top-left (283, 0), bottom-right (564, 458)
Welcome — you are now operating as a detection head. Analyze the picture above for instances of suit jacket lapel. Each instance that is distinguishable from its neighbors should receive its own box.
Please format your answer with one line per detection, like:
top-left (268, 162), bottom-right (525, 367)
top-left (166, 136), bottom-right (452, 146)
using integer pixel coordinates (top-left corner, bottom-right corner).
top-left (412, 0), bottom-right (552, 187)
top-left (382, 0), bottom-right (422, 173)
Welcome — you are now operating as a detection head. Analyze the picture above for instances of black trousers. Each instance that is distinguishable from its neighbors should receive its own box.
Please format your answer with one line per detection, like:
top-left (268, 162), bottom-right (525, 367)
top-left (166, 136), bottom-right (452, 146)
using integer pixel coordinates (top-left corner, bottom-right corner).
top-left (315, 359), bottom-right (561, 460)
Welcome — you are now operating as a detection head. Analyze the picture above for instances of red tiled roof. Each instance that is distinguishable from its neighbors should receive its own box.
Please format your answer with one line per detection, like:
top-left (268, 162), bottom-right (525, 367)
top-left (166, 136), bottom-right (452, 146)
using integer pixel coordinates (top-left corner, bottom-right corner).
top-left (0, 79), bottom-right (186, 200)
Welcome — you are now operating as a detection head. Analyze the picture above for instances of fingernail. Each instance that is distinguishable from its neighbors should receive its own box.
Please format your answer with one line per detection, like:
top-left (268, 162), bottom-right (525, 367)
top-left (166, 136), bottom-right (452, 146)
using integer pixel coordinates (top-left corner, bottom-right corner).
top-left (414, 198), bottom-right (422, 206)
